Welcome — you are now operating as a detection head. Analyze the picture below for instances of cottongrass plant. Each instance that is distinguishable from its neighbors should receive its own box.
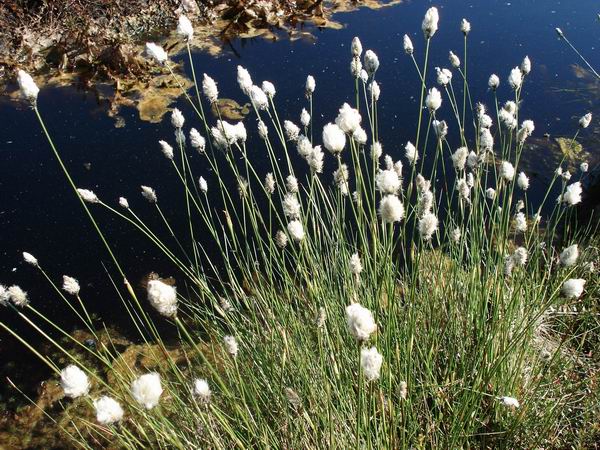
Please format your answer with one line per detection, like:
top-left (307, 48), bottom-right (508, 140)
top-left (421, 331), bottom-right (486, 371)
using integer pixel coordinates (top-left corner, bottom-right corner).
top-left (5, 8), bottom-right (600, 449)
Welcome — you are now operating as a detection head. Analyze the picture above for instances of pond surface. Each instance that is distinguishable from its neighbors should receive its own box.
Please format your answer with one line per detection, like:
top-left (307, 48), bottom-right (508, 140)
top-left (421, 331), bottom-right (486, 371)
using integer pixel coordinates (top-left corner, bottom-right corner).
top-left (1, 0), bottom-right (599, 403)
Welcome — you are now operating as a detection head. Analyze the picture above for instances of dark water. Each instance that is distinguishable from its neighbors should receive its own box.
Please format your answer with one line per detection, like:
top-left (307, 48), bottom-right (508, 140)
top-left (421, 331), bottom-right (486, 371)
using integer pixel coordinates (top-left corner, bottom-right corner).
top-left (1, 0), bottom-right (599, 404)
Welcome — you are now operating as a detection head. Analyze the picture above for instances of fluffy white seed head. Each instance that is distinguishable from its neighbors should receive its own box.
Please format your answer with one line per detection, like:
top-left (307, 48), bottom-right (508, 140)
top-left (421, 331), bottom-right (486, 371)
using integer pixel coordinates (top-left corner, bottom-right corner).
top-left (257, 120), bottom-right (268, 140)
top-left (286, 175), bottom-right (299, 193)
top-left (500, 161), bottom-right (515, 181)
top-left (508, 67), bottom-right (522, 89)
top-left (452, 147), bottom-right (469, 170)
top-left (159, 140), bottom-right (174, 159)
top-left (322, 123), bottom-right (346, 154)
top-left (369, 81), bottom-right (381, 101)
top-left (433, 119), bottom-right (448, 139)
top-left (517, 172), bottom-right (530, 190)
top-left (436, 67), bottom-right (452, 86)
top-left (521, 55), bottom-right (531, 75)
top-left (237, 65), bottom-right (253, 94)
top-left (518, 119), bottom-right (535, 142)
top-left (488, 74), bottom-right (500, 90)
top-left (296, 134), bottom-right (313, 158)
top-left (305, 75), bottom-right (316, 96)
top-left (250, 85), bottom-right (269, 110)
top-left (349, 253), bottom-right (363, 275)
top-left (486, 188), bottom-right (496, 200)
top-left (480, 128), bottom-right (494, 152)
top-left (308, 146), bottom-right (324, 173)
top-left (223, 335), bottom-right (239, 356)
top-left (361, 347), bottom-right (383, 382)
top-left (60, 365), bottom-right (90, 398)
top-left (418, 213), bottom-right (439, 240)
top-left (499, 396), bottom-right (520, 408)
top-left (17, 70), bottom-right (40, 103)
top-left (514, 212), bottom-right (527, 233)
top-left (62, 275), bottom-right (80, 295)
top-left (403, 34), bottom-right (414, 54)
top-left (513, 247), bottom-right (528, 266)
top-left (450, 227), bottom-right (461, 243)
top-left (422, 7), bottom-right (440, 39)
top-left (275, 230), bottom-right (288, 248)
top-left (189, 128), bottom-right (206, 152)
top-left (376, 169), bottom-right (401, 194)
top-left (141, 186), bottom-right (157, 203)
top-left (283, 194), bottom-right (301, 219)
top-left (261, 80), bottom-right (276, 98)
top-left (287, 220), bottom-right (305, 242)
top-left (579, 112), bottom-right (592, 128)
top-left (23, 252), bottom-right (38, 266)
top-left (353, 127), bottom-right (368, 145)
top-left (460, 18), bottom-right (471, 35)
top-left (379, 195), bottom-right (405, 223)
top-left (147, 279), bottom-right (178, 317)
top-left (193, 379), bottom-right (211, 403)
top-left (284, 120), bottom-right (300, 141)
top-left (580, 162), bottom-right (589, 173)
top-left (145, 42), bottom-right (167, 64)
top-left (371, 142), bottom-right (383, 160)
top-left (176, 15), bottom-right (194, 40)
top-left (300, 108), bottom-right (311, 127)
top-left (449, 51), bottom-right (460, 68)
top-left (202, 74), bottom-right (218, 103)
top-left (563, 181), bottom-right (582, 206)
top-left (346, 303), bottom-right (376, 341)
top-left (0, 285), bottom-right (8, 306)
top-left (351, 37), bottom-right (363, 57)
top-left (94, 396), bottom-right (124, 424)
top-left (562, 278), bottom-right (585, 299)
top-left (77, 189), bottom-right (99, 204)
top-left (364, 50), bottom-right (379, 75)
top-left (560, 244), bottom-right (579, 267)
top-left (131, 373), bottom-right (162, 409)
top-left (263, 173), bottom-right (276, 195)
top-left (405, 141), bottom-right (418, 164)
top-left (335, 103), bottom-right (362, 134)
top-left (8, 285), bottom-right (29, 307)
top-left (199, 176), bottom-right (208, 193)
top-left (425, 87), bottom-right (442, 111)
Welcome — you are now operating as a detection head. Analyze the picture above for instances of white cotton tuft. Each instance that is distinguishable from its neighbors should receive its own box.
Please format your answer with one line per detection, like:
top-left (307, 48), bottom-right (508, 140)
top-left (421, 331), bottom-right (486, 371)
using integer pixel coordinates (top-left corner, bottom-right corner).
top-left (284, 120), bottom-right (300, 141)
top-left (171, 108), bottom-right (185, 128)
top-left (237, 65), bottom-right (253, 94)
top-left (418, 212), bottom-right (439, 240)
top-left (422, 7), bottom-right (439, 39)
top-left (275, 230), bottom-right (288, 248)
top-left (189, 128), bottom-right (206, 152)
top-left (562, 181), bottom-right (582, 206)
top-left (159, 140), bottom-right (174, 159)
top-left (433, 119), bottom-right (448, 139)
top-left (379, 195), bottom-right (404, 224)
top-left (364, 50), bottom-right (379, 75)
top-left (513, 247), bottom-right (528, 266)
top-left (376, 169), bottom-right (401, 195)
top-left (460, 18), bottom-right (471, 35)
top-left (62, 275), bottom-right (80, 295)
top-left (449, 51), bottom-right (460, 68)
top-left (193, 378), bottom-right (211, 403)
top-left (250, 85), bottom-right (269, 110)
top-left (486, 188), bottom-right (496, 200)
top-left (308, 146), bottom-right (324, 173)
top-left (258, 120), bottom-right (269, 140)
top-left (405, 141), bottom-right (418, 165)
top-left (488, 74), bottom-right (500, 90)
top-left (346, 303), bottom-right (376, 341)
top-left (499, 396), bottom-right (520, 408)
top-left (335, 103), bottom-right (362, 134)
top-left (77, 189), bottom-right (99, 204)
top-left (131, 373), bottom-right (163, 409)
top-left (223, 335), bottom-right (239, 357)
top-left (500, 161), bottom-right (515, 181)
top-left (508, 67), bottom-right (522, 89)
top-left (282, 193), bottom-right (301, 219)
top-left (287, 220), bottom-right (305, 242)
top-left (517, 172), bottom-right (529, 190)
top-left (562, 278), bottom-right (585, 299)
top-left (199, 176), bottom-right (208, 193)
top-left (17, 70), bottom-right (40, 103)
top-left (147, 279), bottom-right (178, 317)
top-left (450, 227), bottom-right (461, 243)
top-left (452, 147), bottom-right (469, 170)
top-left (403, 34), bottom-right (414, 54)
top-left (361, 347), bottom-right (383, 382)
top-left (425, 87), bottom-right (442, 112)
top-left (514, 212), bottom-right (527, 233)
top-left (23, 252), bottom-right (38, 266)
top-left (176, 15), bottom-right (194, 40)
top-left (322, 123), bottom-right (346, 154)
top-left (286, 175), bottom-right (299, 193)
top-left (8, 285), bottom-right (29, 307)
top-left (560, 244), bottom-right (579, 267)
top-left (521, 55), bottom-right (531, 75)
top-left (305, 75), bottom-right (316, 96)
top-left (60, 365), bottom-right (90, 399)
top-left (0, 285), bottom-right (9, 306)
top-left (94, 396), bottom-right (124, 424)
top-left (141, 186), bottom-right (157, 203)
top-left (145, 42), bottom-right (167, 64)
top-left (351, 37), bottom-right (363, 57)
top-left (202, 74), bottom-right (218, 103)
top-left (580, 162), bottom-right (589, 173)
top-left (349, 253), bottom-right (363, 275)
top-left (579, 112), bottom-right (592, 129)
top-left (261, 80), bottom-right (276, 98)
top-left (300, 108), bottom-right (311, 127)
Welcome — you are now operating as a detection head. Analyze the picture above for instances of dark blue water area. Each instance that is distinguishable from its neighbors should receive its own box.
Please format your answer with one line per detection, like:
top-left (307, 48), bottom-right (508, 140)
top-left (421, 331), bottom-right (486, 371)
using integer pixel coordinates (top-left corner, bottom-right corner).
top-left (0, 0), bottom-right (599, 399)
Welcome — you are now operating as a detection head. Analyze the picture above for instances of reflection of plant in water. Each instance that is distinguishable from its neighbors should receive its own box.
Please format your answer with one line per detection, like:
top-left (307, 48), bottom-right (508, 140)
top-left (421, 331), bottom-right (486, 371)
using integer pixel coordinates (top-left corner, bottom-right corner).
top-left (4, 7), bottom-right (600, 449)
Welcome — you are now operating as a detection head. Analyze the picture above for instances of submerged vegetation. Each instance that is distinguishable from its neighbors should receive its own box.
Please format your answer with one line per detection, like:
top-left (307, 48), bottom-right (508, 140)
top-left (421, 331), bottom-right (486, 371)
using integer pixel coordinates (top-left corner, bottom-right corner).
top-left (2, 6), bottom-right (600, 449)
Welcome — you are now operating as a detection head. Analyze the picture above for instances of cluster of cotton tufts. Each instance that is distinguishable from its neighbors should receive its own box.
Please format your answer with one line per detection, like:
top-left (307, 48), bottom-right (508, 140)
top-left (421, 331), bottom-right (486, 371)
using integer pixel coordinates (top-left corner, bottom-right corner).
top-left (17, 70), bottom-right (40, 103)
top-left (159, 140), bottom-right (174, 159)
top-left (364, 50), bottom-right (379, 75)
top-left (322, 123), bottom-right (346, 154)
top-left (436, 67), bottom-right (452, 86)
top-left (579, 112), bottom-right (592, 129)
top-left (131, 373), bottom-right (163, 409)
top-left (212, 120), bottom-right (246, 148)
top-left (425, 87), bottom-right (442, 112)
top-left (500, 161), bottom-right (515, 181)
top-left (237, 65), bottom-right (253, 94)
top-left (360, 347), bottom-right (383, 382)
top-left (60, 365), bottom-right (90, 398)
top-left (562, 181), bottom-right (582, 206)
top-left (176, 15), bottom-right (194, 40)
top-left (488, 74), bottom-right (500, 90)
top-left (189, 128), bottom-right (206, 152)
top-left (249, 85), bottom-right (269, 110)
top-left (452, 147), bottom-right (469, 170)
top-left (517, 172), bottom-right (530, 190)
top-left (403, 34), bottom-right (414, 54)
top-left (422, 7), bottom-right (439, 39)
top-left (562, 278), bottom-right (585, 299)
top-left (499, 105), bottom-right (517, 130)
top-left (376, 169), bottom-right (401, 195)
top-left (405, 141), bottom-right (418, 165)
top-left (193, 379), bottom-right (211, 404)
top-left (147, 279), bottom-right (178, 317)
top-left (62, 275), bottom-right (80, 295)
top-left (418, 212), bottom-right (439, 240)
top-left (287, 220), bottom-right (305, 242)
top-left (141, 185), bottom-right (157, 203)
top-left (145, 43), bottom-right (167, 64)
top-left (202, 74), bottom-right (219, 103)
top-left (23, 252), bottom-right (38, 266)
top-left (379, 195), bottom-right (405, 224)
top-left (346, 303), bottom-right (376, 341)
top-left (559, 244), bottom-right (579, 267)
top-left (0, 285), bottom-right (8, 306)
top-left (94, 396), bottom-right (124, 424)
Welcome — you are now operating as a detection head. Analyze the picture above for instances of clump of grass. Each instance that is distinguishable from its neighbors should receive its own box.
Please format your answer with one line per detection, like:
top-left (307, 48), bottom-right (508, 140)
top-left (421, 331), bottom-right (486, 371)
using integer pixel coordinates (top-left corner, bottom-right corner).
top-left (4, 7), bottom-right (599, 448)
